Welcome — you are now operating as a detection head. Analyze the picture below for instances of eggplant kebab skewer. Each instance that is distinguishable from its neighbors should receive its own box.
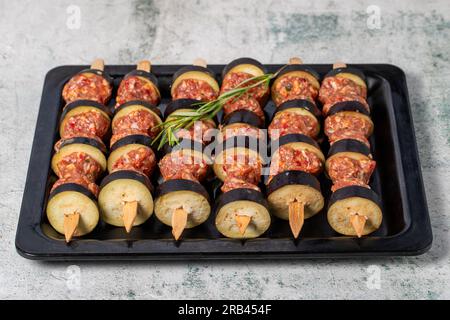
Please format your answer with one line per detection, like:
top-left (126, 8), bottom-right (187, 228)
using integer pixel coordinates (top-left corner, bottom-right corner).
top-left (98, 60), bottom-right (162, 233)
top-left (47, 59), bottom-right (113, 242)
top-left (265, 57), bottom-right (324, 238)
top-left (320, 62), bottom-right (382, 237)
top-left (213, 137), bottom-right (271, 239)
top-left (155, 140), bottom-right (212, 240)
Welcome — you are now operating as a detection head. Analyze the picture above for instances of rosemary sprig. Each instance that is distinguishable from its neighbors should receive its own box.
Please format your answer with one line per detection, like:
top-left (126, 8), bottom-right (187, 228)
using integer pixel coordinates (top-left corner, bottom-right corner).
top-left (153, 67), bottom-right (285, 149)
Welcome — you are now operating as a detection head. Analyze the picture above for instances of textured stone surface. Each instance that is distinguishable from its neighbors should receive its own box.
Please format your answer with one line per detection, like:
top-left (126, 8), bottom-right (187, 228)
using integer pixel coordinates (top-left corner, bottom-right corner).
top-left (0, 0), bottom-right (449, 299)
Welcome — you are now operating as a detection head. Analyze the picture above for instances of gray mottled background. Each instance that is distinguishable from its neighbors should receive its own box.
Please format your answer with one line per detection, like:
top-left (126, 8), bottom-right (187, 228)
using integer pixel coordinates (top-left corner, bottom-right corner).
top-left (0, 0), bottom-right (449, 299)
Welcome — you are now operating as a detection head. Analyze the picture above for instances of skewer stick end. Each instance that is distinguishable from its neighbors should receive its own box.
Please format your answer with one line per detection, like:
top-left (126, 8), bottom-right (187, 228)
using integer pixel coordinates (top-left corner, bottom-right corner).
top-left (289, 201), bottom-right (304, 239)
top-left (137, 60), bottom-right (151, 72)
top-left (64, 212), bottom-right (80, 243)
top-left (350, 213), bottom-right (368, 238)
top-left (193, 58), bottom-right (207, 68)
top-left (90, 58), bottom-right (105, 71)
top-left (333, 61), bottom-right (347, 69)
top-left (235, 214), bottom-right (251, 235)
top-left (289, 57), bottom-right (303, 65)
top-left (172, 208), bottom-right (188, 240)
top-left (123, 201), bottom-right (138, 233)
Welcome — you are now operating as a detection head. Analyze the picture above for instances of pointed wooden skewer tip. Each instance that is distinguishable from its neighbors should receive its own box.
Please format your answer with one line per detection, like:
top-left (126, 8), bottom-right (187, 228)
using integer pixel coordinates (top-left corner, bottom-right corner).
top-left (235, 214), bottom-right (251, 235)
top-left (90, 58), bottom-right (105, 71)
top-left (193, 58), bottom-right (207, 68)
top-left (137, 60), bottom-right (151, 72)
top-left (333, 61), bottom-right (347, 69)
top-left (350, 213), bottom-right (368, 238)
top-left (289, 57), bottom-right (303, 65)
top-left (123, 201), bottom-right (138, 233)
top-left (64, 212), bottom-right (80, 243)
top-left (289, 201), bottom-right (304, 239)
top-left (172, 208), bottom-right (188, 240)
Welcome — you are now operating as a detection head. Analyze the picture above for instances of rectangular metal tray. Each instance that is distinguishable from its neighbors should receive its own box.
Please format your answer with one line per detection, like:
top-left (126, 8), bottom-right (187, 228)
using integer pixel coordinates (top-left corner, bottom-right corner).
top-left (15, 64), bottom-right (432, 260)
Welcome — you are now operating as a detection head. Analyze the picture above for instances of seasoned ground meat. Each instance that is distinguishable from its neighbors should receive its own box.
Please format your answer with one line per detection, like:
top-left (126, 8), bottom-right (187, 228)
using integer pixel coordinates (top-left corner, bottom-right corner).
top-left (319, 76), bottom-right (367, 105)
top-left (331, 180), bottom-right (370, 192)
top-left (221, 71), bottom-right (269, 102)
top-left (51, 175), bottom-right (99, 197)
top-left (61, 110), bottom-right (110, 140)
top-left (327, 156), bottom-right (376, 187)
top-left (175, 120), bottom-right (216, 144)
top-left (268, 145), bottom-right (323, 182)
top-left (159, 150), bottom-right (208, 182)
top-left (116, 76), bottom-right (160, 107)
top-left (322, 95), bottom-right (370, 116)
top-left (112, 109), bottom-right (161, 141)
top-left (220, 151), bottom-right (262, 185)
top-left (219, 124), bottom-right (263, 142)
top-left (268, 111), bottom-right (318, 140)
top-left (111, 147), bottom-right (156, 176)
top-left (62, 73), bottom-right (112, 104)
top-left (172, 78), bottom-right (218, 102)
top-left (325, 113), bottom-right (372, 138)
top-left (272, 76), bottom-right (319, 107)
top-left (223, 96), bottom-right (265, 120)
top-left (221, 177), bottom-right (260, 193)
top-left (56, 152), bottom-right (102, 181)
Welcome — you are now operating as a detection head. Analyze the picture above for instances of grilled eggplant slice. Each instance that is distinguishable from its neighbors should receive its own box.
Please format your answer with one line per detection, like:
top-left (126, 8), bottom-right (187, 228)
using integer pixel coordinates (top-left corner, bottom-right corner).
top-left (326, 139), bottom-right (372, 173)
top-left (46, 183), bottom-right (99, 237)
top-left (98, 170), bottom-right (154, 227)
top-left (267, 171), bottom-right (324, 220)
top-left (272, 63), bottom-right (320, 90)
top-left (154, 179), bottom-right (211, 229)
top-left (327, 185), bottom-right (382, 236)
top-left (215, 188), bottom-right (270, 239)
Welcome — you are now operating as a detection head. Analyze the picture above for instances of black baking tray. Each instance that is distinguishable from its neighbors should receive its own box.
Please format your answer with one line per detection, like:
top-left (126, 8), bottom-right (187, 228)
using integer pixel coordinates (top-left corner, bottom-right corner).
top-left (15, 64), bottom-right (432, 260)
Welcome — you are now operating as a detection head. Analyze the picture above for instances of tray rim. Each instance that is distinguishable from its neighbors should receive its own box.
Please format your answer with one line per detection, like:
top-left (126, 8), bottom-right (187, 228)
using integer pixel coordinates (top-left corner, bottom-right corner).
top-left (15, 63), bottom-right (433, 260)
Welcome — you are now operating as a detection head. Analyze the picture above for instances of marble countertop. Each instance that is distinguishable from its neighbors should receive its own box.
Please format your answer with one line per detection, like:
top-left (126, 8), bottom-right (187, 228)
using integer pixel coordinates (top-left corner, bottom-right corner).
top-left (0, 0), bottom-right (449, 299)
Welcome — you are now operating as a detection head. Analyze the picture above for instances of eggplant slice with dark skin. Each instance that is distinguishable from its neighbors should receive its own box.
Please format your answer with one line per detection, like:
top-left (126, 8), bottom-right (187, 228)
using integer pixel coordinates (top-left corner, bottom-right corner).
top-left (98, 170), bottom-right (154, 231)
top-left (154, 179), bottom-right (211, 239)
top-left (267, 170), bottom-right (324, 220)
top-left (46, 183), bottom-right (99, 241)
top-left (171, 59), bottom-right (220, 98)
top-left (324, 62), bottom-right (367, 89)
top-left (215, 188), bottom-right (271, 239)
top-left (325, 139), bottom-right (373, 176)
top-left (51, 137), bottom-right (107, 177)
top-left (271, 57), bottom-right (321, 92)
top-left (327, 185), bottom-right (382, 237)
top-left (112, 100), bottom-right (162, 129)
top-left (60, 100), bottom-right (112, 138)
top-left (107, 134), bottom-right (154, 173)
top-left (222, 57), bottom-right (267, 79)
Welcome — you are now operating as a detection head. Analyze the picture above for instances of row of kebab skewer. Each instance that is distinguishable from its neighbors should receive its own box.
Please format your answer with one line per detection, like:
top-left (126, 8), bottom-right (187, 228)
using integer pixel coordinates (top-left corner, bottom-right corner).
top-left (47, 57), bottom-right (383, 243)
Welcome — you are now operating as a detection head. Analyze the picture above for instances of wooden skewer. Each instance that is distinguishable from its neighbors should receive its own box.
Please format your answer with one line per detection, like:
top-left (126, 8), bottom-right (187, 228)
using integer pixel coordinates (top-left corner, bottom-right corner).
top-left (288, 200), bottom-right (304, 239)
top-left (64, 212), bottom-right (80, 243)
top-left (123, 201), bottom-right (138, 233)
top-left (333, 61), bottom-right (347, 69)
top-left (350, 213), bottom-right (368, 238)
top-left (235, 214), bottom-right (251, 235)
top-left (137, 60), bottom-right (151, 72)
top-left (90, 58), bottom-right (105, 71)
top-left (193, 58), bottom-right (207, 68)
top-left (172, 207), bottom-right (188, 240)
top-left (289, 57), bottom-right (303, 65)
